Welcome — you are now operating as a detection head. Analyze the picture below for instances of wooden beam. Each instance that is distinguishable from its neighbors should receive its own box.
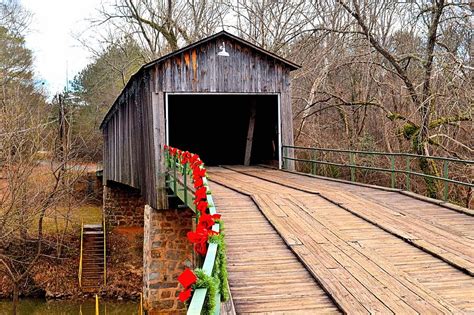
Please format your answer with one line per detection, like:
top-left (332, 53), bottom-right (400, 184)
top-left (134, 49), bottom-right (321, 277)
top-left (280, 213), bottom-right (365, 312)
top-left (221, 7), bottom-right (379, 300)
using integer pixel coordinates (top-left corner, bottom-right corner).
top-left (244, 102), bottom-right (257, 166)
top-left (152, 91), bottom-right (168, 210)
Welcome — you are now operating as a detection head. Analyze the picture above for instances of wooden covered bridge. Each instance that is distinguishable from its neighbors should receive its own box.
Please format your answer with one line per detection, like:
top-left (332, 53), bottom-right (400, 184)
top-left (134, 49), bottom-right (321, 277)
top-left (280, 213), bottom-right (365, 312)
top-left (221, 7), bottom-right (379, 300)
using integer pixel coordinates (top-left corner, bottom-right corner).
top-left (99, 31), bottom-right (474, 314)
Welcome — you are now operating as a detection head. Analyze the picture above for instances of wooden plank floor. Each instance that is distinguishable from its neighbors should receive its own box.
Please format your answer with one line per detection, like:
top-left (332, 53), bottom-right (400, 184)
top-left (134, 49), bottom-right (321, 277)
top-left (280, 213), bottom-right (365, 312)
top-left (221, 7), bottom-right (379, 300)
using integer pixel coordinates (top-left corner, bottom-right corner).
top-left (210, 181), bottom-right (341, 314)
top-left (225, 166), bottom-right (474, 275)
top-left (209, 167), bottom-right (474, 314)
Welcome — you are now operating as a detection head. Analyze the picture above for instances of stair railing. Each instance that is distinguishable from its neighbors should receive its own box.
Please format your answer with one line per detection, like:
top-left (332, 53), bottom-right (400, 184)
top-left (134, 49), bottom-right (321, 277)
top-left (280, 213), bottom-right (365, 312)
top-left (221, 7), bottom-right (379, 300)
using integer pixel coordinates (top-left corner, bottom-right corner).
top-left (78, 220), bottom-right (84, 287)
top-left (103, 215), bottom-right (107, 286)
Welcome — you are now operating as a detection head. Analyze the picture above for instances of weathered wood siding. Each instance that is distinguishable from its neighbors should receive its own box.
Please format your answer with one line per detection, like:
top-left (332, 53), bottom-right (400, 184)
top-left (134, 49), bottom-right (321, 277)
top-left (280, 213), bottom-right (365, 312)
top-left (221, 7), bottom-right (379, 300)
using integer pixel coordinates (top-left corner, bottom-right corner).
top-left (151, 36), bottom-right (294, 166)
top-left (102, 71), bottom-right (160, 208)
top-left (102, 33), bottom-right (295, 209)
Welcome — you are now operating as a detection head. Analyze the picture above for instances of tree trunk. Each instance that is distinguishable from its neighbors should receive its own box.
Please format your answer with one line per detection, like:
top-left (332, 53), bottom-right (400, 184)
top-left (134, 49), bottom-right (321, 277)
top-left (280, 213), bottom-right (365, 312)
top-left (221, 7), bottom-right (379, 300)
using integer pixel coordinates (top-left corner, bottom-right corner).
top-left (12, 282), bottom-right (19, 315)
top-left (417, 143), bottom-right (438, 199)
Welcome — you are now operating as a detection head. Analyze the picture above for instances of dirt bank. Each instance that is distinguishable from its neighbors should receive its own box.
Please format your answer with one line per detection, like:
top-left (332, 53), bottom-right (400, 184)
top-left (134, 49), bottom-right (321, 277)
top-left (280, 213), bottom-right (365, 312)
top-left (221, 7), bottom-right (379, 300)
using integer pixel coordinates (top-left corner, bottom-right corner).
top-left (0, 227), bottom-right (143, 301)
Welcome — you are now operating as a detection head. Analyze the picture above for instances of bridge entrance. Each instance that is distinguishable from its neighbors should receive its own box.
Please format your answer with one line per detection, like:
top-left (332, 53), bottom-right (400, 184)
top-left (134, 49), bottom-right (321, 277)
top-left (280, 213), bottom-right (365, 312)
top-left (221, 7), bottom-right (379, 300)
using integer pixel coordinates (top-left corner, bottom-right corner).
top-left (166, 94), bottom-right (280, 166)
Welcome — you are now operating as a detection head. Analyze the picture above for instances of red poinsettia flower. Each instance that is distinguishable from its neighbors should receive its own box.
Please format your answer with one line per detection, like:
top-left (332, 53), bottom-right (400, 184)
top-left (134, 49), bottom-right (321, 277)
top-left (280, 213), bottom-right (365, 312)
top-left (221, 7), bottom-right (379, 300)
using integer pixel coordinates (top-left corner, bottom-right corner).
top-left (196, 200), bottom-right (208, 213)
top-left (178, 288), bottom-right (192, 302)
top-left (178, 268), bottom-right (197, 289)
top-left (198, 213), bottom-right (221, 229)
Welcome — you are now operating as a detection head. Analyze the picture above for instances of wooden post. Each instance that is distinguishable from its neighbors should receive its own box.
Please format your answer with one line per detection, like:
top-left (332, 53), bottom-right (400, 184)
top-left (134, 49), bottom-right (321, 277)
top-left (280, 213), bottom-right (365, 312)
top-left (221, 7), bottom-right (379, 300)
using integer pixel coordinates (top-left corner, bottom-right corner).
top-left (390, 155), bottom-right (396, 188)
top-left (151, 91), bottom-right (169, 210)
top-left (244, 101), bottom-right (257, 166)
top-left (349, 152), bottom-right (356, 182)
top-left (406, 156), bottom-right (411, 191)
top-left (443, 160), bottom-right (449, 201)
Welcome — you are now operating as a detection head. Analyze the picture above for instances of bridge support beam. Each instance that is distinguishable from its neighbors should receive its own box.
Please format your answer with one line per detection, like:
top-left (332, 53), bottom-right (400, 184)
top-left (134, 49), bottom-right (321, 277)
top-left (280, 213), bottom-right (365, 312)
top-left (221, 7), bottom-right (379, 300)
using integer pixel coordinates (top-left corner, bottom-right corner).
top-left (143, 205), bottom-right (194, 314)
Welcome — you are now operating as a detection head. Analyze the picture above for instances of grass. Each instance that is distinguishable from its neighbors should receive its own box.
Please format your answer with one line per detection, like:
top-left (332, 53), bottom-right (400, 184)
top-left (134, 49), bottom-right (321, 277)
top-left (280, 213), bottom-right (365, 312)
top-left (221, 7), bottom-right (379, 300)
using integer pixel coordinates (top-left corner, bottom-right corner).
top-left (42, 204), bottom-right (103, 234)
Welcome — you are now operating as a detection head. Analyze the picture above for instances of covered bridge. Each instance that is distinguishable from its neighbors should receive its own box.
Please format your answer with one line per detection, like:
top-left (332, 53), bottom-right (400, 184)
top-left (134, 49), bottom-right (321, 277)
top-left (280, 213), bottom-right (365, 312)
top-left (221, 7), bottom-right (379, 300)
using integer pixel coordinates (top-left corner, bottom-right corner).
top-left (100, 30), bottom-right (299, 211)
top-left (99, 31), bottom-right (300, 312)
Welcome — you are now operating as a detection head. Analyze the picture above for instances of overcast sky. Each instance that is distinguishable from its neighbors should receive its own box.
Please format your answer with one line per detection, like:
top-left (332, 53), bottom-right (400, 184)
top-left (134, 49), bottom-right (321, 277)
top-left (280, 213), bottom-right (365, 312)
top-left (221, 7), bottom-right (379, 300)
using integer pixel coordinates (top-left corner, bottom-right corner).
top-left (21, 0), bottom-right (101, 97)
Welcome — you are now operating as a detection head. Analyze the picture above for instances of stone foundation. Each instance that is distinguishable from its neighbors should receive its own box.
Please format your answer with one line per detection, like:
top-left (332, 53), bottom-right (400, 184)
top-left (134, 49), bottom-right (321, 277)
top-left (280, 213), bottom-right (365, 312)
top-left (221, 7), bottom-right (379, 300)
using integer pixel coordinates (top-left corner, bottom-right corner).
top-left (72, 172), bottom-right (103, 204)
top-left (103, 181), bottom-right (145, 227)
top-left (143, 205), bottom-right (194, 314)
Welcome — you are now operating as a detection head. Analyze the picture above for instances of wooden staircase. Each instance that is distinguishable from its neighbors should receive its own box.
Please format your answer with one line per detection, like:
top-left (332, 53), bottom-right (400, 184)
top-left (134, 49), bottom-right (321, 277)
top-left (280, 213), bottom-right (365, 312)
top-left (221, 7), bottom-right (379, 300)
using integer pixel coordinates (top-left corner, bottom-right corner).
top-left (81, 224), bottom-right (105, 291)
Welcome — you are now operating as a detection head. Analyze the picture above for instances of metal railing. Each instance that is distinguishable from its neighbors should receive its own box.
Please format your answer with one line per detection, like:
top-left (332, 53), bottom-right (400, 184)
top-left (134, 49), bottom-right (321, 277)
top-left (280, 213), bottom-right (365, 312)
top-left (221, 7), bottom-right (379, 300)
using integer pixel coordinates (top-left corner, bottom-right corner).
top-left (103, 215), bottom-right (107, 286)
top-left (165, 151), bottom-right (223, 315)
top-left (282, 145), bottom-right (473, 204)
top-left (78, 220), bottom-right (84, 287)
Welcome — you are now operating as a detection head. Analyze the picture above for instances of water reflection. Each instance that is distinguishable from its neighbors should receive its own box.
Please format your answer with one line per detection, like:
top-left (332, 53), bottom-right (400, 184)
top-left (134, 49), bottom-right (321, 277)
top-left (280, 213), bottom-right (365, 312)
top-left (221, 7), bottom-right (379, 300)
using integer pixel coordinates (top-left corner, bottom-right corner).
top-left (0, 298), bottom-right (138, 315)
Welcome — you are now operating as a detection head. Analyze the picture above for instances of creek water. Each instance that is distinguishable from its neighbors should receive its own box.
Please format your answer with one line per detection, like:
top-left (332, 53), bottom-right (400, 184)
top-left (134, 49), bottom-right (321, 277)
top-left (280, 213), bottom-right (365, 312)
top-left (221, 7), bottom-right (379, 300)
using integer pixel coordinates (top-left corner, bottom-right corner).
top-left (0, 298), bottom-right (139, 315)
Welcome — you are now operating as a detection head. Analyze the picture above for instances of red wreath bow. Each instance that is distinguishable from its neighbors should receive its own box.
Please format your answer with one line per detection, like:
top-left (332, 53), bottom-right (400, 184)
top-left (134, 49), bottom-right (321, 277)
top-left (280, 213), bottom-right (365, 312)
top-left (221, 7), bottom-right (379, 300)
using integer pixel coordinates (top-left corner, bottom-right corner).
top-left (193, 177), bottom-right (204, 189)
top-left (196, 200), bottom-right (208, 213)
top-left (194, 186), bottom-right (207, 205)
top-left (193, 167), bottom-right (206, 180)
top-left (187, 226), bottom-right (219, 255)
top-left (198, 213), bottom-right (221, 230)
top-left (177, 268), bottom-right (197, 302)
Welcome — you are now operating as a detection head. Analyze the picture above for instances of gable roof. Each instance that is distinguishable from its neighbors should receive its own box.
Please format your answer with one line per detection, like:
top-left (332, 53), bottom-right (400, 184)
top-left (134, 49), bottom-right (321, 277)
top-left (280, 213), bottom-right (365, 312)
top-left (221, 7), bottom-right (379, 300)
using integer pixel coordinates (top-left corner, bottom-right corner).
top-left (143, 30), bottom-right (301, 71)
top-left (100, 31), bottom-right (300, 129)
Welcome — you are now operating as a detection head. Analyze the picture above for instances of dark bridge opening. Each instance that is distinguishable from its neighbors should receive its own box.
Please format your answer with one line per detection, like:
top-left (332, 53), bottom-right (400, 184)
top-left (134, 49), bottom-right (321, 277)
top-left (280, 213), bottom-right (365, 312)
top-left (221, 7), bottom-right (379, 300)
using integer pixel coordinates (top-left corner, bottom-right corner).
top-left (168, 94), bottom-right (279, 166)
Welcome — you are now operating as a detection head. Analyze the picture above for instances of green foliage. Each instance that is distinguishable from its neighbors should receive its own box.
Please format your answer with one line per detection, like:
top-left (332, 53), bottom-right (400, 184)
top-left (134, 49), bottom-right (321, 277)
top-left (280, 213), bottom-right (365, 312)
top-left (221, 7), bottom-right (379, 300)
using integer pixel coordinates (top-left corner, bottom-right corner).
top-left (68, 37), bottom-right (146, 161)
top-left (401, 123), bottom-right (419, 140)
top-left (0, 24), bottom-right (40, 106)
top-left (193, 269), bottom-right (218, 315)
top-left (209, 220), bottom-right (230, 302)
top-left (0, 25), bottom-right (33, 86)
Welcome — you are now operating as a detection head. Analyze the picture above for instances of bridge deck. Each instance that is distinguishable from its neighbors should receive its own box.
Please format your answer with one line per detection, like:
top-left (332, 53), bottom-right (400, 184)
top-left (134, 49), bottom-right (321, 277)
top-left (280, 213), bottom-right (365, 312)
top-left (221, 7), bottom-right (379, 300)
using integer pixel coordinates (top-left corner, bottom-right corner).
top-left (212, 182), bottom-right (340, 314)
top-left (208, 166), bottom-right (474, 314)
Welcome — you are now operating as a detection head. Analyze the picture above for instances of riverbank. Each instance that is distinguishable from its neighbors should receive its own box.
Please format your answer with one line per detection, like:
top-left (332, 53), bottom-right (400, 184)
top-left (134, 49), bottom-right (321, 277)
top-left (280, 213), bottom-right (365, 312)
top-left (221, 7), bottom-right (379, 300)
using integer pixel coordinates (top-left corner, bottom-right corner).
top-left (0, 225), bottom-right (143, 302)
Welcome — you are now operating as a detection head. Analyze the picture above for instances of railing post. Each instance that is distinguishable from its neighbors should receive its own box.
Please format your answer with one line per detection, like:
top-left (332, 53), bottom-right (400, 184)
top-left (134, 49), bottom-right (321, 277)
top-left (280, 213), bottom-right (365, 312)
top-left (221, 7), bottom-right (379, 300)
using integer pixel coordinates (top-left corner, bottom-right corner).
top-left (183, 162), bottom-right (188, 206)
top-left (349, 152), bottom-right (356, 182)
top-left (173, 156), bottom-right (177, 193)
top-left (311, 150), bottom-right (317, 175)
top-left (405, 156), bottom-right (411, 191)
top-left (79, 220), bottom-right (83, 287)
top-left (443, 160), bottom-right (449, 201)
top-left (103, 215), bottom-right (106, 286)
top-left (139, 292), bottom-right (143, 315)
top-left (390, 155), bottom-right (396, 188)
top-left (282, 146), bottom-right (287, 170)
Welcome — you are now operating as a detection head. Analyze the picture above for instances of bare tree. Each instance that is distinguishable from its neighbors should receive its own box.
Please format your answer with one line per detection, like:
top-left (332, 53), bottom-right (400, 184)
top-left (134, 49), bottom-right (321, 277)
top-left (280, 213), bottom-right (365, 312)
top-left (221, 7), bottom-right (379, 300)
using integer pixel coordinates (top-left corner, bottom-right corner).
top-left (223, 0), bottom-right (314, 53)
top-left (286, 0), bottom-right (472, 198)
top-left (97, 0), bottom-right (228, 58)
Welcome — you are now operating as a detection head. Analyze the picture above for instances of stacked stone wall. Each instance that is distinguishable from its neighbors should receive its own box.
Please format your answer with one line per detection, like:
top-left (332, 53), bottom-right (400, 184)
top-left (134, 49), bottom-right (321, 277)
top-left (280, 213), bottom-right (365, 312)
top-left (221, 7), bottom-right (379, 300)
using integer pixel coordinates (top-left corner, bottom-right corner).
top-left (103, 181), bottom-right (145, 227)
top-left (143, 205), bottom-right (194, 313)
